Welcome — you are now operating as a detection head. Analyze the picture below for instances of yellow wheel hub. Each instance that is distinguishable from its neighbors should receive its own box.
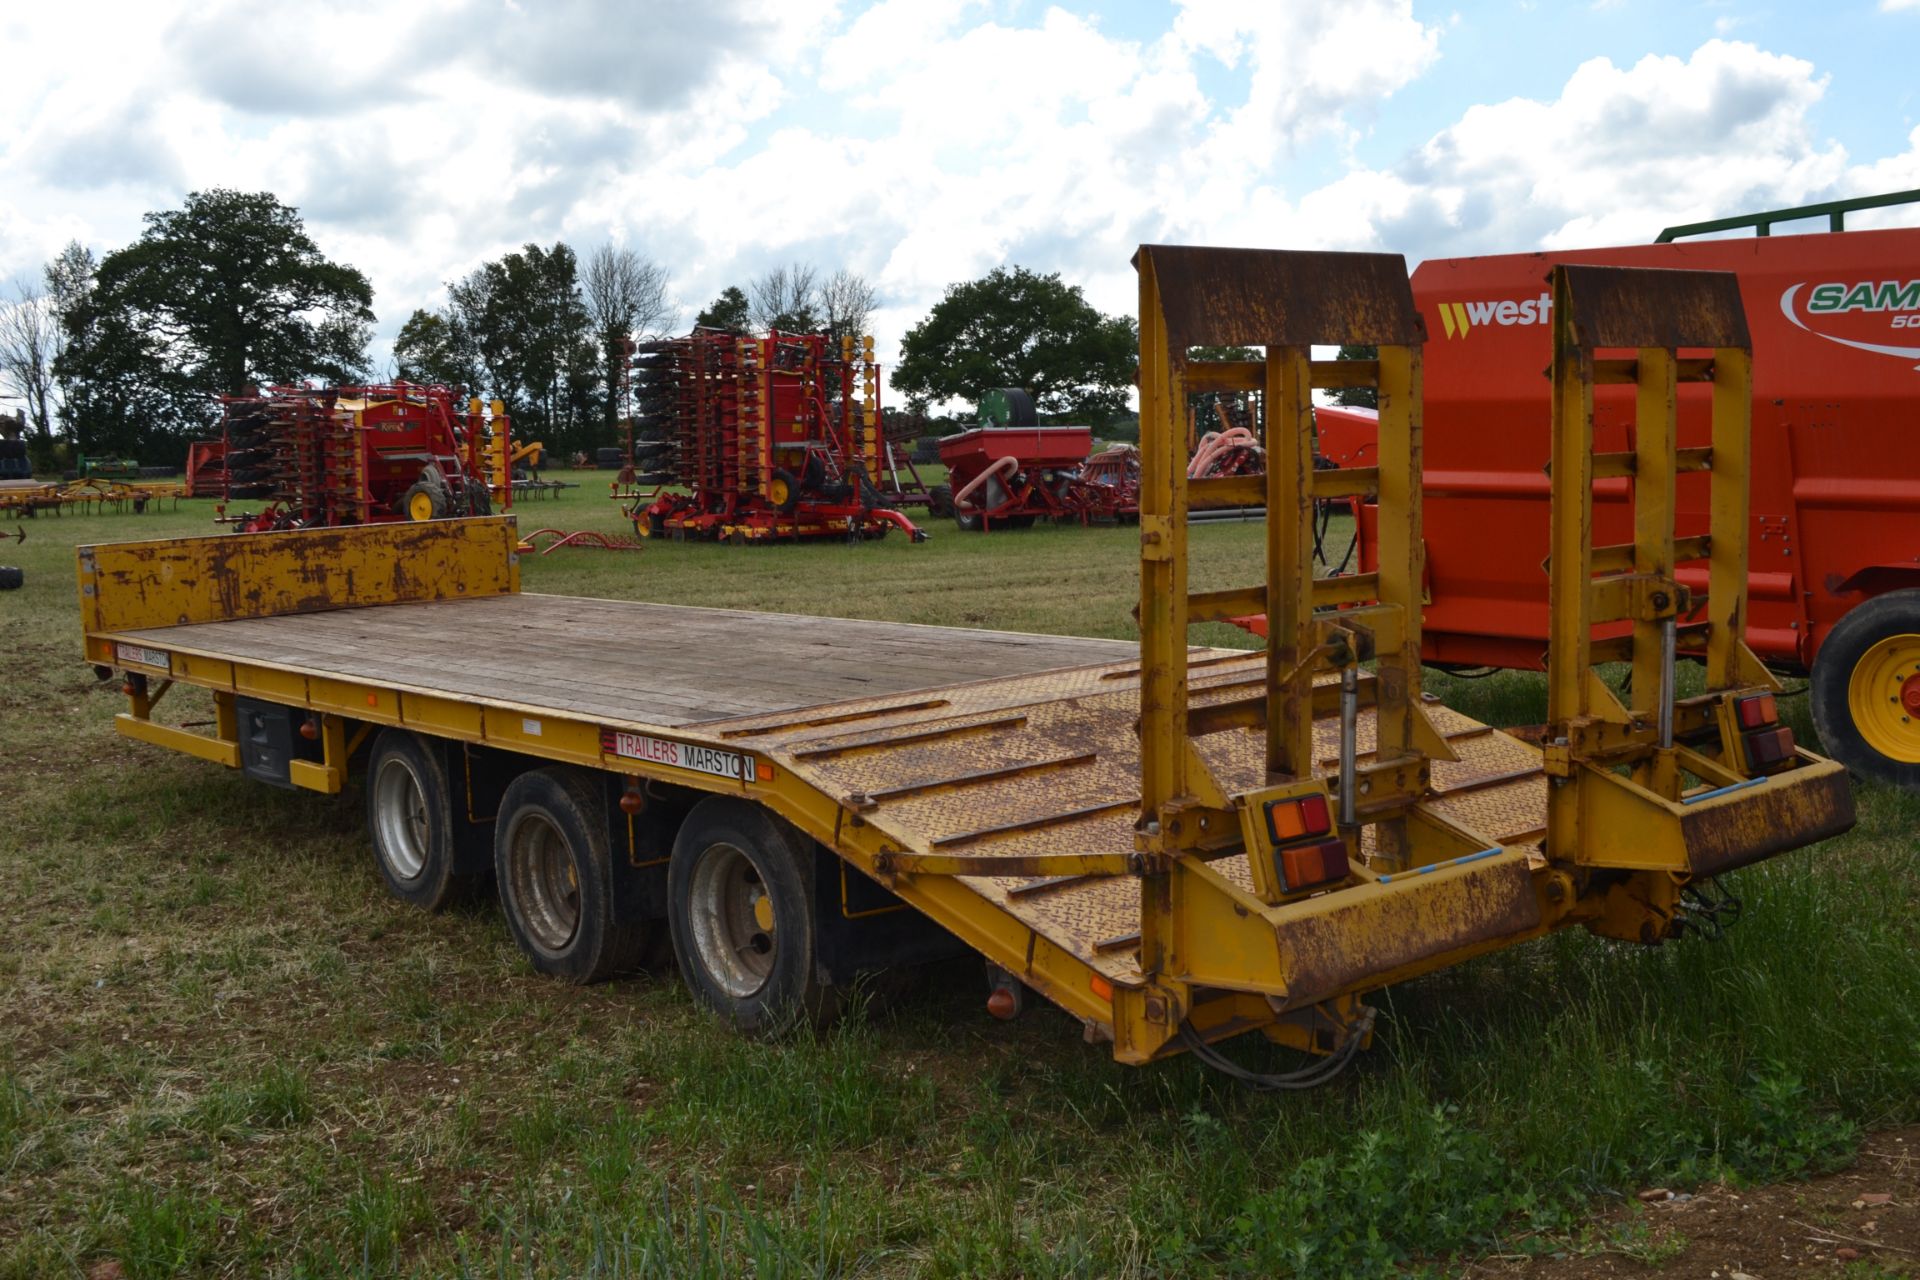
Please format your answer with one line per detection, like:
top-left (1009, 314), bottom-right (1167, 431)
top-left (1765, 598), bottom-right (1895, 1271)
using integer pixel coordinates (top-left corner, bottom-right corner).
top-left (408, 490), bottom-right (437, 521)
top-left (1847, 632), bottom-right (1920, 763)
top-left (751, 893), bottom-right (775, 933)
top-left (768, 476), bottom-right (791, 506)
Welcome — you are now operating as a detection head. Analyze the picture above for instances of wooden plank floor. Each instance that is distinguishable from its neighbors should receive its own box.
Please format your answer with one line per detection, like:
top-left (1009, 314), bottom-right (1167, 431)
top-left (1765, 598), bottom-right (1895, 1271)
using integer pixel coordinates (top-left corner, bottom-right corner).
top-left (116, 594), bottom-right (1139, 727)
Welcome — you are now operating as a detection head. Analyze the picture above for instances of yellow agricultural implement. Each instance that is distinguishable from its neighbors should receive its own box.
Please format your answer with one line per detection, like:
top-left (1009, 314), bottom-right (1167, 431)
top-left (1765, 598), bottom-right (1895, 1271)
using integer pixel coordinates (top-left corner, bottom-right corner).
top-left (76, 249), bottom-right (1852, 1073)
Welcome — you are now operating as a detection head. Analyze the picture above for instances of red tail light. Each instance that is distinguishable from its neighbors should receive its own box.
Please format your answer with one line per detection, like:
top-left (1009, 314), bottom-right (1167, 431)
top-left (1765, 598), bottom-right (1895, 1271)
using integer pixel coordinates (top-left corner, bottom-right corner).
top-left (1735, 693), bottom-right (1778, 730)
top-left (1264, 792), bottom-right (1332, 844)
top-left (1279, 838), bottom-right (1350, 893)
top-left (1745, 725), bottom-right (1796, 771)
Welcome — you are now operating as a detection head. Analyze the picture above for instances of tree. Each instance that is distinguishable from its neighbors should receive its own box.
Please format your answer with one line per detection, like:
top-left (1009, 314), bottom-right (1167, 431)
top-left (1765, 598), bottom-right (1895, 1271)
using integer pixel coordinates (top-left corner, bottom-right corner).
top-left (91, 190), bottom-right (370, 395)
top-left (52, 241), bottom-right (194, 458)
top-left (696, 286), bottom-right (750, 332)
top-left (447, 242), bottom-right (598, 451)
top-left (0, 279), bottom-right (59, 452)
top-left (893, 266), bottom-right (1137, 419)
top-left (44, 242), bottom-right (93, 449)
top-left (1330, 342), bottom-right (1377, 409)
top-left (393, 308), bottom-right (480, 391)
top-left (582, 243), bottom-right (671, 434)
top-left (820, 269), bottom-right (878, 347)
top-left (53, 192), bottom-right (374, 456)
top-left (748, 263), bottom-right (820, 333)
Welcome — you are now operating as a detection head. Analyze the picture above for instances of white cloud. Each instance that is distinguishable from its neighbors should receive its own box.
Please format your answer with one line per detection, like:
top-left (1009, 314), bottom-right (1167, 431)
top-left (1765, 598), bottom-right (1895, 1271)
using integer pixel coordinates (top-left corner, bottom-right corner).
top-left (0, 2), bottom-right (1915, 396)
top-left (1303, 40), bottom-right (1859, 257)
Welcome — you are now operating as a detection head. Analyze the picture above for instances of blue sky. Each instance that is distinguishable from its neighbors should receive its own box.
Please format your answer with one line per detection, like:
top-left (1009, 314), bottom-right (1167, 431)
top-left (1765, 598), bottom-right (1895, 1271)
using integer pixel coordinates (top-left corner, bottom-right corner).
top-left (1, 0), bottom-right (1916, 380)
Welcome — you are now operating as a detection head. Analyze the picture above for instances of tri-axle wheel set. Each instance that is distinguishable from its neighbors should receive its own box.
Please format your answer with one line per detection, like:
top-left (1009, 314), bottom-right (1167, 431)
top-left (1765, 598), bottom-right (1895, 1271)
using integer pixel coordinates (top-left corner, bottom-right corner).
top-left (363, 727), bottom-right (830, 1030)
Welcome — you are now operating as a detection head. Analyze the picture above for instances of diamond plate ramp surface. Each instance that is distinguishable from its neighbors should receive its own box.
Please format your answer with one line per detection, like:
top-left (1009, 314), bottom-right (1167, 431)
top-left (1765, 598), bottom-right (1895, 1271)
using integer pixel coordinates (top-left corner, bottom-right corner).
top-left (707, 652), bottom-right (1549, 988)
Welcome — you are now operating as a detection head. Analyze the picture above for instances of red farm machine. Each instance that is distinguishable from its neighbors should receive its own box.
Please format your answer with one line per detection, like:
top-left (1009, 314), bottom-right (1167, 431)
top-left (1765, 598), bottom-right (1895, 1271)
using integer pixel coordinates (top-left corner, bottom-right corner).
top-left (1294, 190), bottom-right (1920, 787)
top-left (934, 388), bottom-right (1140, 531)
top-left (622, 328), bottom-right (932, 543)
top-left (184, 439), bottom-right (227, 497)
top-left (220, 383), bottom-right (535, 532)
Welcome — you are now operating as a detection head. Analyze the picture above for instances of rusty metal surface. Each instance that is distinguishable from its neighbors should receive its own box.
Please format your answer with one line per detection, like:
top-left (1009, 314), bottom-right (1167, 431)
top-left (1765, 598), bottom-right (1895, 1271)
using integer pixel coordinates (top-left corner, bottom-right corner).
top-left (1557, 263), bottom-right (1751, 351)
top-left (1683, 763), bottom-right (1856, 876)
top-left (1277, 853), bottom-right (1542, 1008)
top-left (724, 652), bottom-right (1551, 985)
top-left (77, 518), bottom-right (521, 633)
top-left (1134, 246), bottom-right (1425, 351)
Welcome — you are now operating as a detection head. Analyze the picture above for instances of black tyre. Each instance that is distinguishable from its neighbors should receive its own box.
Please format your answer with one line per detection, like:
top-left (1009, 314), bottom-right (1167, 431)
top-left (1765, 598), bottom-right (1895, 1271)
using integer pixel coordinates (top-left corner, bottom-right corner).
top-left (668, 797), bottom-right (835, 1034)
top-left (365, 729), bottom-right (463, 910)
top-left (399, 481), bottom-right (445, 522)
top-left (1812, 589), bottom-right (1920, 788)
top-left (463, 477), bottom-right (492, 516)
top-left (770, 467), bottom-right (802, 514)
top-left (954, 509), bottom-right (984, 533)
top-left (494, 768), bottom-right (650, 983)
top-left (0, 566), bottom-right (21, 590)
top-left (927, 484), bottom-right (954, 518)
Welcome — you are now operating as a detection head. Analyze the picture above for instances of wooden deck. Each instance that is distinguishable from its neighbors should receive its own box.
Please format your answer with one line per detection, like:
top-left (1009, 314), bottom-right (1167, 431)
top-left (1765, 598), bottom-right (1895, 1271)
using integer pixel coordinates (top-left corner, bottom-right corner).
top-left (118, 593), bottom-right (1139, 727)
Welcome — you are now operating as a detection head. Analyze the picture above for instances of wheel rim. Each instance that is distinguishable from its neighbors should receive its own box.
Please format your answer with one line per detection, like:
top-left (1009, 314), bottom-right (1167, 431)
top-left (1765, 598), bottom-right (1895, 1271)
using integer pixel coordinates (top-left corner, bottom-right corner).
top-left (408, 491), bottom-right (436, 521)
top-left (372, 755), bottom-right (430, 881)
top-left (686, 841), bottom-right (776, 1000)
top-left (1846, 632), bottom-right (1920, 764)
top-left (506, 811), bottom-right (580, 955)
top-left (769, 476), bottom-right (790, 506)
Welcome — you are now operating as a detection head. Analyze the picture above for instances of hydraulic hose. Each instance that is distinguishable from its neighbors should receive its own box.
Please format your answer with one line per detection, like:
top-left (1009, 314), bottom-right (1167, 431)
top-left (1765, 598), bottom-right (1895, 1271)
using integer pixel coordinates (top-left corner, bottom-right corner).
top-left (951, 454), bottom-right (1018, 512)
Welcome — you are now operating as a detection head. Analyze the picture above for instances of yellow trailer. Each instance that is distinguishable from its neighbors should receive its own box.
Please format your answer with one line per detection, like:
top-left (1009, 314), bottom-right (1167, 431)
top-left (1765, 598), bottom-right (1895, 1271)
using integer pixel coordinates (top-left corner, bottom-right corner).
top-left (75, 251), bottom-right (1853, 1076)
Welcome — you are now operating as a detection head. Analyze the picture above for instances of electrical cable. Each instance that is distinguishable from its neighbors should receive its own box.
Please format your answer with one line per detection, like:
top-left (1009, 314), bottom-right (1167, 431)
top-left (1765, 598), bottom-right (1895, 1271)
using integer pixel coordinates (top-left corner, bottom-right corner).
top-left (1176, 1006), bottom-right (1374, 1092)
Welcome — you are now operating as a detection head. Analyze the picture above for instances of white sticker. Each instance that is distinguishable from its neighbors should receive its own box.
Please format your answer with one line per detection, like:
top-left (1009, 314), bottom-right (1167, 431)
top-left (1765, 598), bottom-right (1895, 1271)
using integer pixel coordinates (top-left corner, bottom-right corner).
top-left (601, 729), bottom-right (758, 783)
top-left (115, 642), bottom-right (170, 672)
top-left (521, 718), bottom-right (542, 736)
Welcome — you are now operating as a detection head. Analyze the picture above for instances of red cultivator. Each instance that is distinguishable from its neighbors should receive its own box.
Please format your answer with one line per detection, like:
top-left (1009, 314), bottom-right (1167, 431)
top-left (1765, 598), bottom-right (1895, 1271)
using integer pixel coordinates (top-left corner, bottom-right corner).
top-left (936, 427), bottom-right (1139, 531)
top-left (623, 328), bottom-right (928, 543)
top-left (220, 384), bottom-right (516, 532)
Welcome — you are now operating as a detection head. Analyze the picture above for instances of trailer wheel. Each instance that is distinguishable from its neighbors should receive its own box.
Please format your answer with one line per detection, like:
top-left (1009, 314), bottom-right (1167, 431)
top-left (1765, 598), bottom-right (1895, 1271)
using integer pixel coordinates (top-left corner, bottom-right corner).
top-left (494, 768), bottom-right (649, 983)
top-left (954, 509), bottom-right (983, 533)
top-left (366, 729), bottom-right (463, 910)
top-left (463, 478), bottom-right (492, 516)
top-left (668, 797), bottom-right (834, 1034)
top-left (1813, 589), bottom-right (1920, 787)
top-left (927, 484), bottom-right (954, 518)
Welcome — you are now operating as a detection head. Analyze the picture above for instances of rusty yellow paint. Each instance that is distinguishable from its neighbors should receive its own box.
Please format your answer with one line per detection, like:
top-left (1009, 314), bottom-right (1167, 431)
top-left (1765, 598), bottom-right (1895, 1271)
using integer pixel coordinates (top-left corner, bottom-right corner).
top-left (75, 517), bottom-right (519, 635)
top-left (80, 255), bottom-right (1862, 1070)
top-left (1544, 263), bottom-right (1852, 874)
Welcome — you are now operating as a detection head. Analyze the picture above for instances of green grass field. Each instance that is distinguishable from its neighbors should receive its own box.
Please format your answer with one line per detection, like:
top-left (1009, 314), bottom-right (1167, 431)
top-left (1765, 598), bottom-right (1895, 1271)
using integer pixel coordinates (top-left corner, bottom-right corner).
top-left (1, 475), bottom-right (1915, 1278)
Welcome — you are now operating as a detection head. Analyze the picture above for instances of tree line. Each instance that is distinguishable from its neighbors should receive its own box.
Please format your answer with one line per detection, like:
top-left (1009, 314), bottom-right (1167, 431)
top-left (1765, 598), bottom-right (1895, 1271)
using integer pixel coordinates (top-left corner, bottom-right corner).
top-left (0, 188), bottom-right (1142, 465)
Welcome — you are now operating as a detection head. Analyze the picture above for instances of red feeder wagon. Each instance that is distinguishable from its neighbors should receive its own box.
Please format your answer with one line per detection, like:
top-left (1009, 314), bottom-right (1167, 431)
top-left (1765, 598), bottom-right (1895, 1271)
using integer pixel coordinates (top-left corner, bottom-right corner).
top-left (937, 426), bottom-right (1138, 530)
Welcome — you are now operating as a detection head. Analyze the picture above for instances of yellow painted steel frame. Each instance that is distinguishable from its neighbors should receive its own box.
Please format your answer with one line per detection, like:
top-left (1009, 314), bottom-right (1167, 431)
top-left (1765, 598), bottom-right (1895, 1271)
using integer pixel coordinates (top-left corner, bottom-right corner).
top-left (77, 261), bottom-right (1856, 1066)
top-left (1542, 264), bottom-right (1852, 928)
top-left (75, 528), bottom-right (1144, 1052)
top-left (1124, 247), bottom-right (1852, 1058)
top-left (1130, 245), bottom-right (1520, 1054)
top-left (78, 517), bottom-right (524, 782)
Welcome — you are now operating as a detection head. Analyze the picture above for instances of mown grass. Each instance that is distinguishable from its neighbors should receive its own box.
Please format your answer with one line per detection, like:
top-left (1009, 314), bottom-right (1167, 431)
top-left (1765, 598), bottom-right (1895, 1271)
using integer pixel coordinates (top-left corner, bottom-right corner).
top-left (0, 477), bottom-right (1914, 1277)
